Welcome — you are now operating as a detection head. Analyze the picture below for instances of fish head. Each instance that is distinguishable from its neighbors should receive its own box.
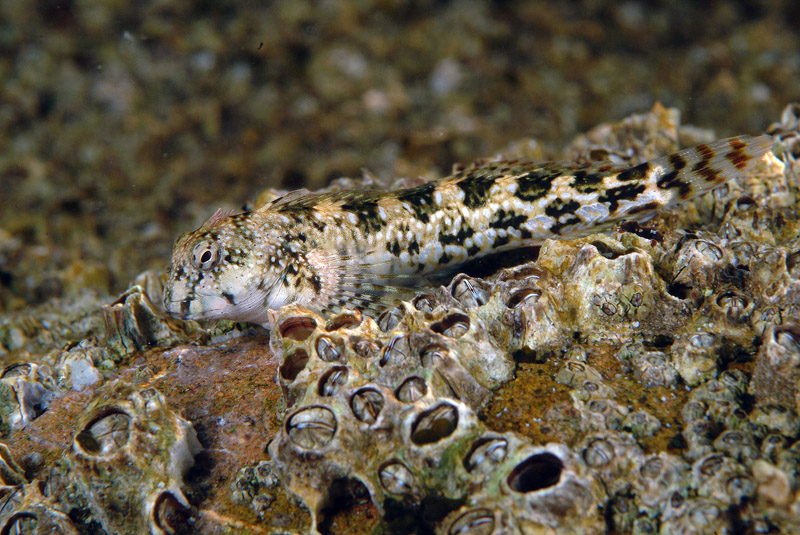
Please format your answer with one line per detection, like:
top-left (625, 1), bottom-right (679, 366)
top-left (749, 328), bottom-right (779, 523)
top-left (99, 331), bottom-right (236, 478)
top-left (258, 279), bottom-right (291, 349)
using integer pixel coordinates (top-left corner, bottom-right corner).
top-left (163, 210), bottom-right (294, 325)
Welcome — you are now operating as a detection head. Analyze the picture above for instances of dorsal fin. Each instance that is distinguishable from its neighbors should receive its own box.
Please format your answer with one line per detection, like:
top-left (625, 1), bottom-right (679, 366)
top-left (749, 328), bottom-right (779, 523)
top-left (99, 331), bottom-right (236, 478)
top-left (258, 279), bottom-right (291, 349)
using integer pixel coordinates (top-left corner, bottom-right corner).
top-left (269, 189), bottom-right (314, 208)
top-left (199, 208), bottom-right (233, 230)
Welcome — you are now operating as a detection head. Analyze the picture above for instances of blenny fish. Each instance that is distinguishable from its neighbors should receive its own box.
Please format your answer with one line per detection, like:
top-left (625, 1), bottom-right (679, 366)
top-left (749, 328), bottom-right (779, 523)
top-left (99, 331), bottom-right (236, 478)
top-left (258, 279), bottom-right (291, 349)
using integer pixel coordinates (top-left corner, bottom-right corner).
top-left (164, 135), bottom-right (772, 325)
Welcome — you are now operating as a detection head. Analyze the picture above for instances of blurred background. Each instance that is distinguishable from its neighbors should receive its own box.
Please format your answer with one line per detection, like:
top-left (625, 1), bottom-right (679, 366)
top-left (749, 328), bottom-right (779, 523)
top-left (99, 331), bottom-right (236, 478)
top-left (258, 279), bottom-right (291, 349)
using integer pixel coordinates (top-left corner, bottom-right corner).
top-left (1, 0), bottom-right (798, 310)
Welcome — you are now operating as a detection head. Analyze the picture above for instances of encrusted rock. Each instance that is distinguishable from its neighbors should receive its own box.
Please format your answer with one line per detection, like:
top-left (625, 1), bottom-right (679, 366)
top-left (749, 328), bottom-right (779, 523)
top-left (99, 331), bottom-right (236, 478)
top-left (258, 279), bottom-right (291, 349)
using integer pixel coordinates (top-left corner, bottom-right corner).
top-left (67, 380), bottom-right (201, 535)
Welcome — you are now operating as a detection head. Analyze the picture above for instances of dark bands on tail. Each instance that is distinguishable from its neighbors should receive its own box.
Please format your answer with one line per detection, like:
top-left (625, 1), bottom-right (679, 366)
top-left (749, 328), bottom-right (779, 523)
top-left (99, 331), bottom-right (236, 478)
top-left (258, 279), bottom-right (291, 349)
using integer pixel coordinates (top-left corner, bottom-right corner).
top-left (651, 134), bottom-right (773, 201)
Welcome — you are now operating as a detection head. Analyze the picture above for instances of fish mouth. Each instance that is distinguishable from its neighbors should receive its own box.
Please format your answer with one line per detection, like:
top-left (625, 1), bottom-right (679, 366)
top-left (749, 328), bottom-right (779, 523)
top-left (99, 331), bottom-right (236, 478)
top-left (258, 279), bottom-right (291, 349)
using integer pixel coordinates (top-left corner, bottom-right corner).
top-left (163, 299), bottom-right (191, 320)
top-left (164, 295), bottom-right (232, 321)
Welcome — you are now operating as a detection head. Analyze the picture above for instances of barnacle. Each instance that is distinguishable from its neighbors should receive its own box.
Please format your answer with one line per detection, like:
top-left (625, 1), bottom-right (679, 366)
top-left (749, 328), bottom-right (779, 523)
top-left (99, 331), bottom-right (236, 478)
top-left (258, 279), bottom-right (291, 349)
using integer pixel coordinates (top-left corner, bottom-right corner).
top-left (101, 271), bottom-right (228, 359)
top-left (659, 497), bottom-right (730, 535)
top-left (268, 305), bottom-right (504, 526)
top-left (632, 452), bottom-right (689, 508)
top-left (622, 409), bottom-right (662, 438)
top-left (672, 331), bottom-right (721, 387)
top-left (752, 323), bottom-right (800, 411)
top-left (0, 362), bottom-right (55, 434)
top-left (230, 461), bottom-right (279, 517)
top-left (0, 482), bottom-right (79, 535)
top-left (252, 126), bottom-right (799, 532)
top-left (692, 453), bottom-right (753, 505)
top-left (581, 432), bottom-right (643, 495)
top-left (632, 351), bottom-right (679, 388)
top-left (67, 381), bottom-right (200, 535)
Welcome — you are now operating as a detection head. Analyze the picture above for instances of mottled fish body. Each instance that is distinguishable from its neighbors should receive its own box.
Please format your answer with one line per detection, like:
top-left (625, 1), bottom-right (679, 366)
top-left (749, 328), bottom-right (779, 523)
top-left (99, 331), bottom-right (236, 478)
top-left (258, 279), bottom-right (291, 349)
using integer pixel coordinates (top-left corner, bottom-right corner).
top-left (164, 135), bottom-right (773, 325)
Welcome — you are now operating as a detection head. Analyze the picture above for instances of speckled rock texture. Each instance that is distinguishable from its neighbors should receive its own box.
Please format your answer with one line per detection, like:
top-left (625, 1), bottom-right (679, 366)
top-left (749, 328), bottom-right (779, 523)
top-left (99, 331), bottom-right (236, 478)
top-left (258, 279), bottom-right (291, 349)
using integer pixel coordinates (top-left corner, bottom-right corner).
top-left (2, 1), bottom-right (800, 534)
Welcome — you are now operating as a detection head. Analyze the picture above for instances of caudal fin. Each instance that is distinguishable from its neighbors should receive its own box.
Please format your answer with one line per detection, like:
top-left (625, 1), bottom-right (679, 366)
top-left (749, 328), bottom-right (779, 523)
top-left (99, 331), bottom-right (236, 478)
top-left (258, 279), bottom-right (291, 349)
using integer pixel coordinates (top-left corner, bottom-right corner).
top-left (643, 134), bottom-right (774, 202)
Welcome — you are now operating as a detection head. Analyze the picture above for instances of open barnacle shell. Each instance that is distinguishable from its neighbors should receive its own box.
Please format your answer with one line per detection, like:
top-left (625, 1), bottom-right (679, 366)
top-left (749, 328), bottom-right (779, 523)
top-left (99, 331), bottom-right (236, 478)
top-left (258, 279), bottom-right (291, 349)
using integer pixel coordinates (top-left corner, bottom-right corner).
top-left (69, 381), bottom-right (200, 535)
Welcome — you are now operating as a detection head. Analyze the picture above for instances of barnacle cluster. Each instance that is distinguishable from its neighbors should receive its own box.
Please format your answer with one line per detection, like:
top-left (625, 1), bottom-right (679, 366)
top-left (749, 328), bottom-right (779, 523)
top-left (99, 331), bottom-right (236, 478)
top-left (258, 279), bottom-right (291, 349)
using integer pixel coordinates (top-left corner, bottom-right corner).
top-left (3, 104), bottom-right (800, 533)
top-left (268, 303), bottom-right (600, 534)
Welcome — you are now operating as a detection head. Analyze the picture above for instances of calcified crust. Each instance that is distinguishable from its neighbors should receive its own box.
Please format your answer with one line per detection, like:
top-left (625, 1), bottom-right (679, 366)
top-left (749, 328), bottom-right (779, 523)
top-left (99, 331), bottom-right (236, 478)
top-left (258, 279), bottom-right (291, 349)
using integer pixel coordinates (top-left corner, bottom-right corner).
top-left (163, 135), bottom-right (773, 325)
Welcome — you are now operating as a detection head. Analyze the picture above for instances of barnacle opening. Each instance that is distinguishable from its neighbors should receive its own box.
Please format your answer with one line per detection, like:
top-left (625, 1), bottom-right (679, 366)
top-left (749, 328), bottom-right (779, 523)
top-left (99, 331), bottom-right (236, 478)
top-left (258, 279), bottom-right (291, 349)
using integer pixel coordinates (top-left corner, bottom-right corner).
top-left (697, 454), bottom-right (725, 477)
top-left (395, 376), bottom-right (427, 403)
top-left (0, 486), bottom-right (23, 514)
top-left (419, 343), bottom-right (449, 367)
top-left (410, 403), bottom-right (458, 445)
top-left (666, 282), bottom-right (692, 299)
top-left (380, 335), bottom-right (410, 367)
top-left (694, 240), bottom-right (724, 261)
top-left (352, 339), bottom-right (382, 360)
top-left (412, 294), bottom-right (437, 312)
top-left (583, 438), bottom-right (614, 468)
top-left (1, 513), bottom-right (37, 535)
top-left (325, 313), bottom-right (361, 331)
top-left (639, 457), bottom-right (664, 479)
top-left (278, 316), bottom-right (317, 341)
top-left (350, 388), bottom-right (384, 424)
top-left (450, 275), bottom-right (490, 307)
top-left (507, 288), bottom-right (541, 308)
top-left (507, 452), bottom-right (563, 493)
top-left (377, 305), bottom-right (405, 332)
top-left (735, 196), bottom-right (756, 211)
top-left (447, 508), bottom-right (495, 535)
top-left (500, 264), bottom-right (545, 282)
top-left (153, 491), bottom-right (191, 534)
top-left (286, 406), bottom-right (337, 449)
top-left (430, 313), bottom-right (471, 338)
top-left (315, 335), bottom-right (342, 362)
top-left (317, 366), bottom-right (349, 397)
top-left (716, 291), bottom-right (749, 313)
top-left (464, 437), bottom-right (508, 472)
top-left (74, 408), bottom-right (131, 456)
top-left (786, 250), bottom-right (800, 278)
top-left (378, 460), bottom-right (417, 496)
top-left (590, 240), bottom-right (624, 259)
top-left (1, 363), bottom-right (31, 379)
top-left (280, 349), bottom-right (309, 382)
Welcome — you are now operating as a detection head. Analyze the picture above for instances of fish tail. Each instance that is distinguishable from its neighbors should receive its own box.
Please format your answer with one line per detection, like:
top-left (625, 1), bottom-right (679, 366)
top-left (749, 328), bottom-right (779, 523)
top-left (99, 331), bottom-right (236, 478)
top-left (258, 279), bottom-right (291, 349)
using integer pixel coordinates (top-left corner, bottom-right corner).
top-left (644, 134), bottom-right (773, 202)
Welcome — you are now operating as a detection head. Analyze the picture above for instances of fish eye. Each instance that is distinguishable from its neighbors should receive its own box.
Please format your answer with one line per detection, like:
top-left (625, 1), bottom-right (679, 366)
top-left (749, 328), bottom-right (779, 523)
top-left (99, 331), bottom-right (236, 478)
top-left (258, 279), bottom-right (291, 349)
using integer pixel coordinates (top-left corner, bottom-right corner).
top-left (191, 240), bottom-right (221, 271)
